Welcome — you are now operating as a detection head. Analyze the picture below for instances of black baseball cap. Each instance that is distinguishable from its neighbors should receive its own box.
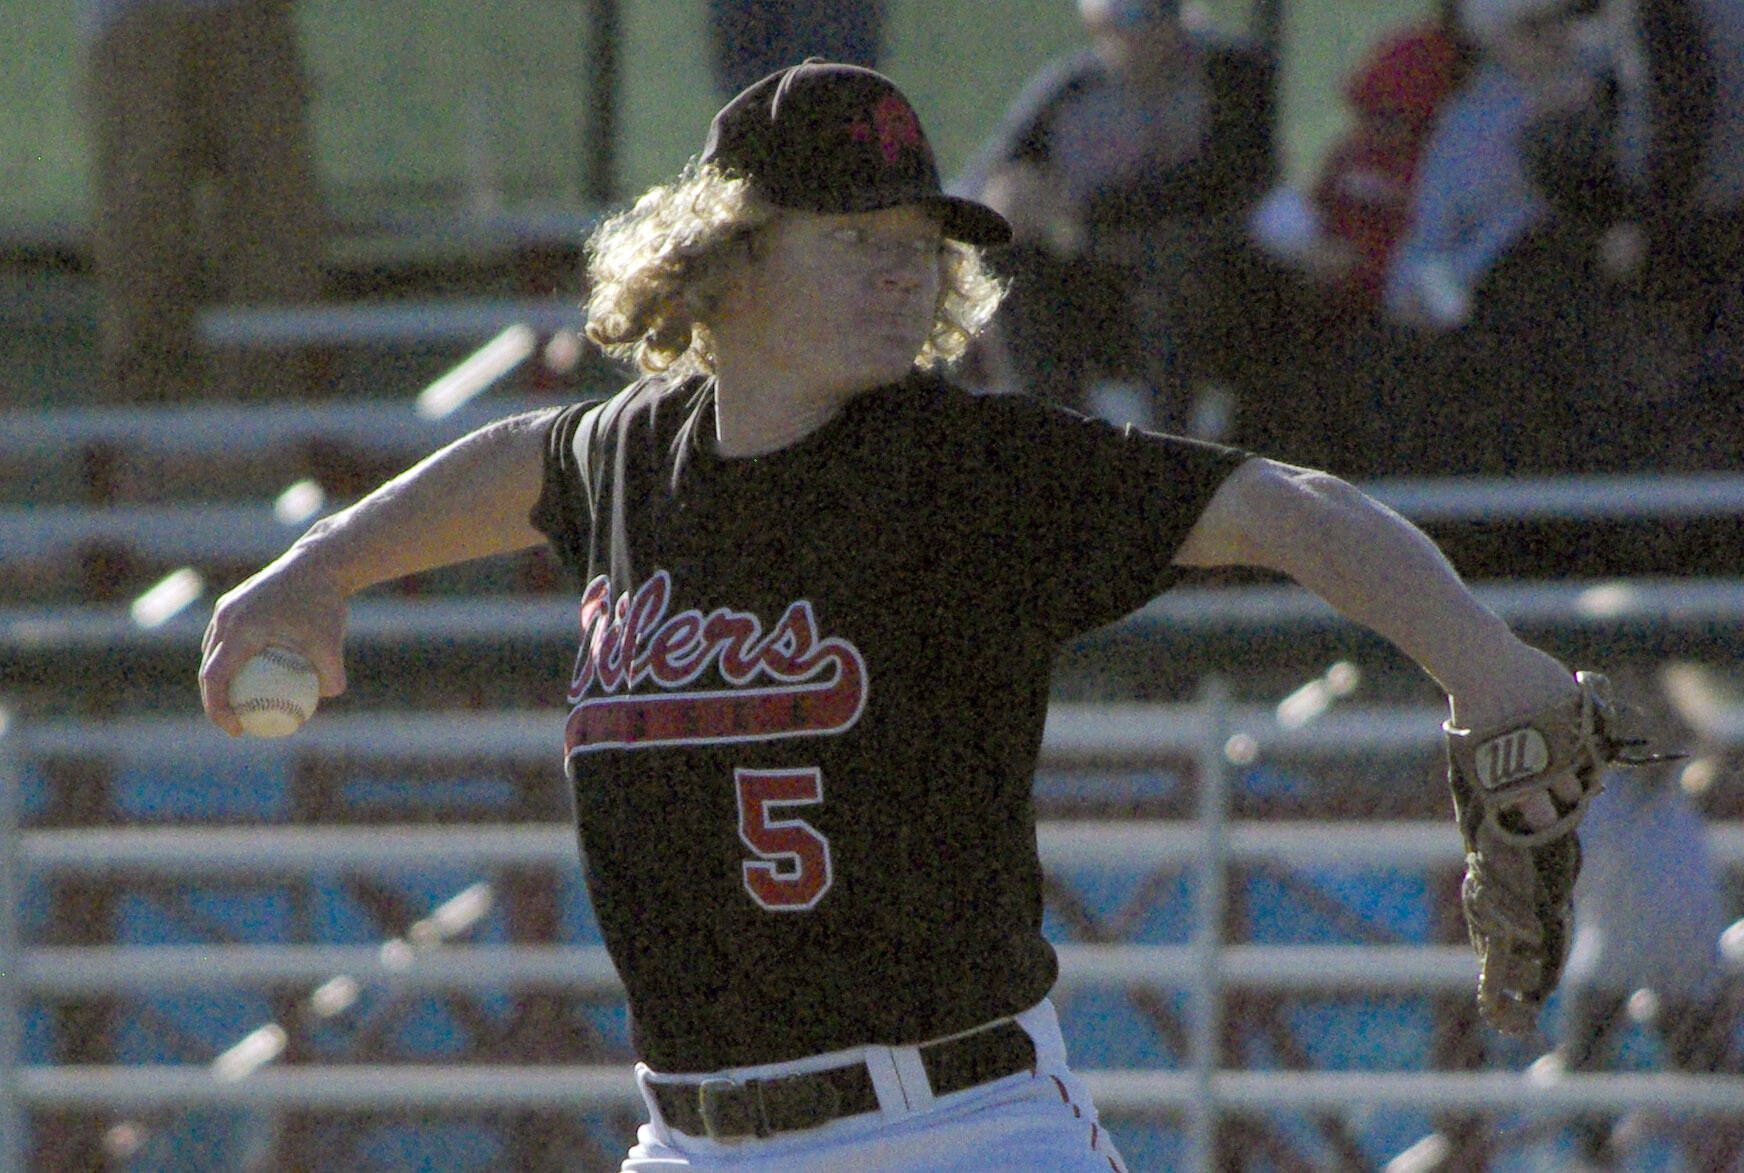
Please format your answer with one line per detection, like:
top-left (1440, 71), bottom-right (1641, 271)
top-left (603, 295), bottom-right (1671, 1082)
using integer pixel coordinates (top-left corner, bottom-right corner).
top-left (700, 60), bottom-right (1012, 247)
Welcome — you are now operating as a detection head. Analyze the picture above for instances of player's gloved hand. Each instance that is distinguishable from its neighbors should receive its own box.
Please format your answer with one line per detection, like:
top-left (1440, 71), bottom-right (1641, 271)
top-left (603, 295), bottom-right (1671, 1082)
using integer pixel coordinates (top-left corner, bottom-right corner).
top-left (1442, 672), bottom-right (1669, 1034)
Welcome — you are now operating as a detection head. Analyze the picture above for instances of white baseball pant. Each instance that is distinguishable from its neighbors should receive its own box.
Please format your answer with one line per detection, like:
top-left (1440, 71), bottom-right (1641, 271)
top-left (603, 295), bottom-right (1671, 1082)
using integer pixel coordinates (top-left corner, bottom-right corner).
top-left (621, 998), bottom-right (1128, 1172)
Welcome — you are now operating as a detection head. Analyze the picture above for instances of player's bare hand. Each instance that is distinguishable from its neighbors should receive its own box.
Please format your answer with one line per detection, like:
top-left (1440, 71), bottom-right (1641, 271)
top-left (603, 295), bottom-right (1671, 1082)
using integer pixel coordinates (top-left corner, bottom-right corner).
top-left (199, 561), bottom-right (350, 736)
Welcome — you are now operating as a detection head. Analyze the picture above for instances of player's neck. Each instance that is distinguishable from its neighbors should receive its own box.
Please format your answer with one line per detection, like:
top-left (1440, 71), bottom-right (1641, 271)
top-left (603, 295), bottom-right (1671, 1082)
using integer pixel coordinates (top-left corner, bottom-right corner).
top-left (708, 381), bottom-right (849, 458)
top-left (708, 367), bottom-right (871, 459)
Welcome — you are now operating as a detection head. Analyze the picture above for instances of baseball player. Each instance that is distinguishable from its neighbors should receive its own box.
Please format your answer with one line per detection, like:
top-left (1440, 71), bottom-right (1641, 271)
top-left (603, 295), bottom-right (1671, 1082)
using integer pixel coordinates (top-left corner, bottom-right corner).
top-left (201, 60), bottom-right (1626, 1173)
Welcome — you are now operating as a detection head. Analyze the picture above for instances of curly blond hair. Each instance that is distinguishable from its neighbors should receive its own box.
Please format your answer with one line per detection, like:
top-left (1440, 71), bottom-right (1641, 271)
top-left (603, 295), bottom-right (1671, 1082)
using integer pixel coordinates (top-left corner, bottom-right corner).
top-left (584, 161), bottom-right (1006, 378)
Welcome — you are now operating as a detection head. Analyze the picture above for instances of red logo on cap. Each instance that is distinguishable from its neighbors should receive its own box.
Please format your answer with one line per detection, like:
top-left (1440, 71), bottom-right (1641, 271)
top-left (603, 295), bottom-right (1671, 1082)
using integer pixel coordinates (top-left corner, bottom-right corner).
top-left (849, 96), bottom-right (923, 166)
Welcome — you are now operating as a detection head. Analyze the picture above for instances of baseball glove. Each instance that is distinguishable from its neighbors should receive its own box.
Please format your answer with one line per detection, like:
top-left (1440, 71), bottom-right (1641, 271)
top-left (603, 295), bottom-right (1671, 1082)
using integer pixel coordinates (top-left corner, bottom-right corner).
top-left (1443, 671), bottom-right (1663, 1034)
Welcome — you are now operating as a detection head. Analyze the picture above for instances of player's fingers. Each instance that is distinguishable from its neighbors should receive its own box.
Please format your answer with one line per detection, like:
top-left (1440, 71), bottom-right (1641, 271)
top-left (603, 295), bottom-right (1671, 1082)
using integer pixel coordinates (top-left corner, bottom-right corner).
top-left (1515, 791), bottom-right (1557, 830)
top-left (197, 639), bottom-right (248, 737)
top-left (1549, 773), bottom-right (1585, 806)
top-left (305, 645), bottom-right (347, 698)
top-left (1516, 776), bottom-right (1588, 831)
top-left (1509, 769), bottom-right (1593, 832)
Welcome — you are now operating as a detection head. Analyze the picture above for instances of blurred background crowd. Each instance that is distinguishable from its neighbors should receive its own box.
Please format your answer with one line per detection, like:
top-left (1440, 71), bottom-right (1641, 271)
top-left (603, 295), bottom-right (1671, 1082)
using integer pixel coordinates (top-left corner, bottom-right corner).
top-left (953, 0), bottom-right (1744, 479)
top-left (5, 0), bottom-right (1740, 482)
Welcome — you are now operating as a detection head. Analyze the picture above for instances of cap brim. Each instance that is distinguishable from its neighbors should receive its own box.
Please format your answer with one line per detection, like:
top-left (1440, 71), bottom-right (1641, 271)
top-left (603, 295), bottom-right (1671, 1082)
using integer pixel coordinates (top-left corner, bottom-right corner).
top-left (928, 196), bottom-right (1012, 247)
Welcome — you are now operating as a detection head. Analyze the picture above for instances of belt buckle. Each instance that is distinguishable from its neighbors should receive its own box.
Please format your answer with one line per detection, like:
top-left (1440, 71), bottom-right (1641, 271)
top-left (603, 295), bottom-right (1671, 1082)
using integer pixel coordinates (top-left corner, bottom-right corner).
top-left (698, 1077), bottom-right (768, 1140)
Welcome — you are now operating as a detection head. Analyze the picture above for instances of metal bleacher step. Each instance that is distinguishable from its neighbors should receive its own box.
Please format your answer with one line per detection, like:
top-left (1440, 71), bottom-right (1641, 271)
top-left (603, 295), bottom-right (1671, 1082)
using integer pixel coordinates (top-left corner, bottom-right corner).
top-left (198, 298), bottom-right (580, 349)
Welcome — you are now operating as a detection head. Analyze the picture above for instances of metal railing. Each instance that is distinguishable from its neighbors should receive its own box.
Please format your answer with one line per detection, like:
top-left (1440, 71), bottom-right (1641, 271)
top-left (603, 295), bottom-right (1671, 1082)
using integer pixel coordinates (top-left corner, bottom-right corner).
top-left (4, 698), bottom-right (1743, 1172)
top-left (8, 467), bottom-right (1744, 566)
top-left (0, 709), bottom-right (23, 1173)
top-left (10, 576), bottom-right (1744, 657)
top-left (5, 392), bottom-right (1744, 565)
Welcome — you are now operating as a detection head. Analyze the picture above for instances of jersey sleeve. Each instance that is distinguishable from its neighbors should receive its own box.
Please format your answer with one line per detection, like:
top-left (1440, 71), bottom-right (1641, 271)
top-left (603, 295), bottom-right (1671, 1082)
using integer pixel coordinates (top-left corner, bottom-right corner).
top-left (529, 400), bottom-right (599, 585)
top-left (960, 395), bottom-right (1251, 637)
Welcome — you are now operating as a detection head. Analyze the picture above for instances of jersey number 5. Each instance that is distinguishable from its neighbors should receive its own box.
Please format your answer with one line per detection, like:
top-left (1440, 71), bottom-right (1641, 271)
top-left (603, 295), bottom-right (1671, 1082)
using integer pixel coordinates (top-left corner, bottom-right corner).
top-left (735, 767), bottom-right (833, 911)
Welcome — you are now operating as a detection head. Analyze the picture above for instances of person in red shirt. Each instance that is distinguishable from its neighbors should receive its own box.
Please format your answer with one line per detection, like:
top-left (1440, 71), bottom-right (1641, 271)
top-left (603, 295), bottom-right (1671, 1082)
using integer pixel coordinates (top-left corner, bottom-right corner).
top-left (1240, 8), bottom-right (1471, 474)
top-left (1311, 20), bottom-right (1469, 313)
top-left (1252, 9), bottom-right (1470, 321)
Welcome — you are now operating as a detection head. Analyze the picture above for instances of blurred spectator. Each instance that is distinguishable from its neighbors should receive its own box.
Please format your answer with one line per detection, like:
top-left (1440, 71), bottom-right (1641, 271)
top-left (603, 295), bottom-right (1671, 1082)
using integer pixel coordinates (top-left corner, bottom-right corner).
top-left (706, 0), bottom-right (886, 99)
top-left (1554, 665), bottom-right (1741, 1169)
top-left (1243, 2), bottom-right (1472, 474)
top-left (1682, 0), bottom-right (1744, 466)
top-left (1382, 0), bottom-right (1605, 337)
top-left (953, 0), bottom-right (1277, 433)
top-left (1516, 0), bottom-right (1719, 471)
top-left (1382, 0), bottom-right (1715, 475)
top-left (1391, 662), bottom-right (1742, 1173)
top-left (1252, 3), bottom-right (1471, 317)
top-left (83, 0), bottom-right (325, 405)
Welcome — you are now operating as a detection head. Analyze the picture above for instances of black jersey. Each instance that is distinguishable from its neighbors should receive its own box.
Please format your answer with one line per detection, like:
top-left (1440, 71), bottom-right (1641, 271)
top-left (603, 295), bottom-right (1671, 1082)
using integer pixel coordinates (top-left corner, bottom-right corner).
top-left (531, 372), bottom-right (1246, 1072)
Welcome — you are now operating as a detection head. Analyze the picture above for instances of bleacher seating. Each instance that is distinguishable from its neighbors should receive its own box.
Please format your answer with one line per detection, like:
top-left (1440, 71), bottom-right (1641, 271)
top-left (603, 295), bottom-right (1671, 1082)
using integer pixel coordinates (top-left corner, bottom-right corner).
top-left (10, 695), bottom-right (1744, 1170)
top-left (5, 255), bottom-right (1744, 1170)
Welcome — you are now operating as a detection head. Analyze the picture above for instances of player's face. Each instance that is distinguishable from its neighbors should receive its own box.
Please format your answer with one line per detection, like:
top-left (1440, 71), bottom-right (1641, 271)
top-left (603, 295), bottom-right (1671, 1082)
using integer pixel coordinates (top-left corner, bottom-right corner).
top-left (717, 205), bottom-right (945, 398)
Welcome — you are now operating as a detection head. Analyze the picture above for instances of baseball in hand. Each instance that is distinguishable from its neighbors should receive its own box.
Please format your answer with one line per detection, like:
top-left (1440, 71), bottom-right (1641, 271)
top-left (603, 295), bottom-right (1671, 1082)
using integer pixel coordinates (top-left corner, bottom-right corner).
top-left (227, 646), bottom-right (321, 738)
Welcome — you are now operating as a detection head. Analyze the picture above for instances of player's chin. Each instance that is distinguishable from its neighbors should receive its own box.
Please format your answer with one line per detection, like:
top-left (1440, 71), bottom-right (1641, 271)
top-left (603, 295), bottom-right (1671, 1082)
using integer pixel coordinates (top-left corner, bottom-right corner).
top-left (856, 355), bottom-right (922, 391)
top-left (855, 331), bottom-right (928, 379)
